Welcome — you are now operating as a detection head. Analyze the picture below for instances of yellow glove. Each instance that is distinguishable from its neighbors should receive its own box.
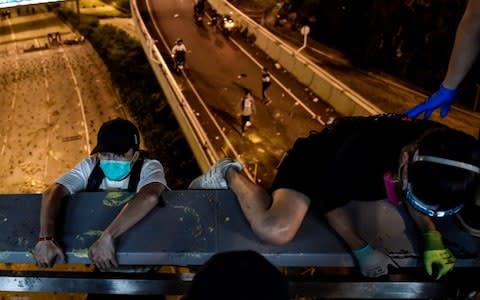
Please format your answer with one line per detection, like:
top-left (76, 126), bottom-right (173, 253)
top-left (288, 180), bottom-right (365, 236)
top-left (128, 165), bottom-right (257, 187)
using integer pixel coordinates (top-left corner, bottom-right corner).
top-left (423, 230), bottom-right (455, 280)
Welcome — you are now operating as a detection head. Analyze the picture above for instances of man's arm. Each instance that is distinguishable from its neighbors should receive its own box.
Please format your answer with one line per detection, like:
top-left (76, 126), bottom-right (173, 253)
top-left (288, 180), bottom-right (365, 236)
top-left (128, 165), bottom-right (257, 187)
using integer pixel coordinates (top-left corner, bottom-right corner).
top-left (40, 183), bottom-right (70, 237)
top-left (405, 202), bottom-right (437, 233)
top-left (406, 0), bottom-right (480, 119)
top-left (443, 0), bottom-right (480, 89)
top-left (406, 203), bottom-right (455, 280)
top-left (325, 207), bottom-right (367, 249)
top-left (88, 182), bottom-right (165, 270)
top-left (99, 182), bottom-right (165, 239)
top-left (325, 207), bottom-right (398, 278)
top-left (32, 183), bottom-right (70, 267)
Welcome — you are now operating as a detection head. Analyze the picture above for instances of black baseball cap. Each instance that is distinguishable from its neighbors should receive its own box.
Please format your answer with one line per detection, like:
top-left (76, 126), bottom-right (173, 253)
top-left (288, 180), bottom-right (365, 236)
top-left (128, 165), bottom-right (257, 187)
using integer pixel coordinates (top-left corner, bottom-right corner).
top-left (91, 118), bottom-right (140, 155)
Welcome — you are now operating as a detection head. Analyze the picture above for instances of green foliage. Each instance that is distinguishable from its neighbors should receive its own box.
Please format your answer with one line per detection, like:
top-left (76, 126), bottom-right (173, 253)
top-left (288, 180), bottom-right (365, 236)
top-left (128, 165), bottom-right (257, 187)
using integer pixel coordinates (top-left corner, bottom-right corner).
top-left (80, 0), bottom-right (106, 7)
top-left (117, 0), bottom-right (131, 13)
top-left (101, 0), bottom-right (131, 14)
top-left (82, 24), bottom-right (200, 188)
top-left (79, 0), bottom-right (130, 15)
top-left (232, 0), bottom-right (276, 10)
top-left (57, 7), bottom-right (79, 23)
top-left (78, 15), bottom-right (100, 37)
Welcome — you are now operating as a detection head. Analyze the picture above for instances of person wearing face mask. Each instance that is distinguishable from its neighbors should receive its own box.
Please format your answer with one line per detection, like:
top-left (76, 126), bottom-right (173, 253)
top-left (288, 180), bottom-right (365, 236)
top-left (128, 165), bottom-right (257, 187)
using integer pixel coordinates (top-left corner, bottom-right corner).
top-left (32, 118), bottom-right (168, 271)
top-left (189, 114), bottom-right (480, 279)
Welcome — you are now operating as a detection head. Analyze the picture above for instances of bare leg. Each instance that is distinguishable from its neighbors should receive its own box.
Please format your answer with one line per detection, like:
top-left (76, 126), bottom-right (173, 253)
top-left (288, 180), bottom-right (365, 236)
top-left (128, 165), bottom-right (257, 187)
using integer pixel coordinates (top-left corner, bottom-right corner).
top-left (226, 168), bottom-right (310, 245)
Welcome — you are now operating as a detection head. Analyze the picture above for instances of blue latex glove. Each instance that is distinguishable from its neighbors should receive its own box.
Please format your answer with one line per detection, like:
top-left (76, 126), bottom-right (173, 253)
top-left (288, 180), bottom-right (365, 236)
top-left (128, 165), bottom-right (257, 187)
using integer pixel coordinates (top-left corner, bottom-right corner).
top-left (423, 230), bottom-right (455, 280)
top-left (405, 84), bottom-right (459, 119)
top-left (352, 244), bottom-right (399, 277)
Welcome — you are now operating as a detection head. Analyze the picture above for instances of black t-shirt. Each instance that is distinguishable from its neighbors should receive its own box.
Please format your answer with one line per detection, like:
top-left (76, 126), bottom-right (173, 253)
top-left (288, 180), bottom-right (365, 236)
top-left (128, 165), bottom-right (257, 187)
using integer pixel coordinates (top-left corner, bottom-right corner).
top-left (272, 114), bottom-right (446, 213)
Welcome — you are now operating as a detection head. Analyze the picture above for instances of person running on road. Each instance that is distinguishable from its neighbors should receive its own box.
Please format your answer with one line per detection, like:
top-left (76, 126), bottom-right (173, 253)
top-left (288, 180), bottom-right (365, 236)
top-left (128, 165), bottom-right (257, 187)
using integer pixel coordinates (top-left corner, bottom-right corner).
top-left (189, 114), bottom-right (480, 279)
top-left (240, 89), bottom-right (256, 134)
top-left (193, 0), bottom-right (206, 14)
top-left (210, 9), bottom-right (218, 31)
top-left (261, 67), bottom-right (272, 104)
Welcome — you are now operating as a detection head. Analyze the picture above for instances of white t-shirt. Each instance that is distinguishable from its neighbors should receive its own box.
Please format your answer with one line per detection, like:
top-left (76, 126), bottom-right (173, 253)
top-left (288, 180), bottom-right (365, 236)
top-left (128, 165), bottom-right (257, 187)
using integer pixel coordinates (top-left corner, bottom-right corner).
top-left (262, 72), bottom-right (271, 83)
top-left (172, 44), bottom-right (187, 55)
top-left (56, 156), bottom-right (168, 194)
top-left (241, 95), bottom-right (255, 116)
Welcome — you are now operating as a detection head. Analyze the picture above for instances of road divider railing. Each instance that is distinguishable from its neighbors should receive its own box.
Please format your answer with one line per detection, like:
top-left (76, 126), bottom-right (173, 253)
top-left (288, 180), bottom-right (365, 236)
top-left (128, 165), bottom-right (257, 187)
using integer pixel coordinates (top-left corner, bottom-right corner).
top-left (131, 0), bottom-right (218, 172)
top-left (209, 0), bottom-right (383, 116)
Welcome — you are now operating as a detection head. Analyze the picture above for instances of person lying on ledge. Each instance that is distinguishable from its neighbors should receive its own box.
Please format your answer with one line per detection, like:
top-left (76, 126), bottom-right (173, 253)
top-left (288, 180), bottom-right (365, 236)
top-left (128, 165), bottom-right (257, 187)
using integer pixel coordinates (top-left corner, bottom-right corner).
top-left (189, 113), bottom-right (480, 279)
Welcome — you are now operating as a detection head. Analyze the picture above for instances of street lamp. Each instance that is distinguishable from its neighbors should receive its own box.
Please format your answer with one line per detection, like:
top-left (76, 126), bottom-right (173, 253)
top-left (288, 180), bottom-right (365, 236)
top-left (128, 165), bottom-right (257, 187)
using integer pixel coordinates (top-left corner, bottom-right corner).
top-left (295, 25), bottom-right (310, 54)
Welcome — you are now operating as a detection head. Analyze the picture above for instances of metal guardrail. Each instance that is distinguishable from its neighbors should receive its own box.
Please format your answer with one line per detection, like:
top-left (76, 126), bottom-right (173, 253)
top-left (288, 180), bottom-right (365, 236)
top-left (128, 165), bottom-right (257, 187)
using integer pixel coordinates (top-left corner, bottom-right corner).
top-left (0, 272), bottom-right (462, 299)
top-left (0, 191), bottom-right (478, 298)
top-left (208, 0), bottom-right (383, 116)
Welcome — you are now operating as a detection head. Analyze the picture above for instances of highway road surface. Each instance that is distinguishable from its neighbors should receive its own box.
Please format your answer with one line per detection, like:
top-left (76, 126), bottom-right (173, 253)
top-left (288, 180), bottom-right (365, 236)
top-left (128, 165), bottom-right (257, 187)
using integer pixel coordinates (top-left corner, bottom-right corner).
top-left (0, 7), bottom-right (129, 194)
top-left (140, 0), bottom-right (339, 187)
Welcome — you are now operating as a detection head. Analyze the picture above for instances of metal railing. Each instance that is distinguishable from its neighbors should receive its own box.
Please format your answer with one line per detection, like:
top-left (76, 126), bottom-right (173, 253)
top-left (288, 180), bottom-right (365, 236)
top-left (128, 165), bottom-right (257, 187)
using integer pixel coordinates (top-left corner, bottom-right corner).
top-left (0, 191), bottom-right (477, 298)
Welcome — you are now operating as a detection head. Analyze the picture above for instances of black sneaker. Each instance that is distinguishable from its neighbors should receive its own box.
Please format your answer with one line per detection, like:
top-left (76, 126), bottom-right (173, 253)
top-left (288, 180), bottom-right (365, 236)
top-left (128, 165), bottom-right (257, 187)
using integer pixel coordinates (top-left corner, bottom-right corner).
top-left (456, 205), bottom-right (480, 238)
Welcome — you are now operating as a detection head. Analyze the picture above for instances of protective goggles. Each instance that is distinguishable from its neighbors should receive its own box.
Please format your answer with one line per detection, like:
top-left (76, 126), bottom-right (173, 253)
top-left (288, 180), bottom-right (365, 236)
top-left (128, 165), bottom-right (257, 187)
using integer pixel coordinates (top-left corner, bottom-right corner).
top-left (404, 151), bottom-right (480, 218)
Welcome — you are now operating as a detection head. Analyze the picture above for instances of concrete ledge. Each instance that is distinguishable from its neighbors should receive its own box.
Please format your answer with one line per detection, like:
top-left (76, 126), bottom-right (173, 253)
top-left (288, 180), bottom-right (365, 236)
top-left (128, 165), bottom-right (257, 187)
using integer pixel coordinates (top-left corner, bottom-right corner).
top-left (0, 191), bottom-right (478, 268)
top-left (0, 191), bottom-right (479, 297)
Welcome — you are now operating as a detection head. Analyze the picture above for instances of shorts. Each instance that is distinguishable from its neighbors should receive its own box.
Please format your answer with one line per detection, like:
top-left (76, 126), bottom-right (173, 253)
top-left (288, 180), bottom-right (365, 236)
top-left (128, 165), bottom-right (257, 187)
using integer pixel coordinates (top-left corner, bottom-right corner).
top-left (269, 132), bottom-right (349, 214)
top-left (241, 115), bottom-right (251, 127)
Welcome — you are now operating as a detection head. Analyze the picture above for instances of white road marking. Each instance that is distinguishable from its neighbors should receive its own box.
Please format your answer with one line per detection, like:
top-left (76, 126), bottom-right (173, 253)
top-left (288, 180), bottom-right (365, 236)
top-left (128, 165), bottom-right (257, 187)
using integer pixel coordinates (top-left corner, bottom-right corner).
top-left (1, 20), bottom-right (18, 157)
top-left (229, 37), bottom-right (325, 125)
top-left (60, 48), bottom-right (91, 154)
top-left (182, 72), bottom-right (255, 181)
top-left (42, 60), bottom-right (50, 179)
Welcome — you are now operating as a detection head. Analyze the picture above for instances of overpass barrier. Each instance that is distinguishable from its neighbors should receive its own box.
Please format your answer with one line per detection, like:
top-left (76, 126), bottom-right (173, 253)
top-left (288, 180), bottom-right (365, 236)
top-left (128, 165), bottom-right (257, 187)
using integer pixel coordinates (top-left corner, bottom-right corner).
top-left (209, 0), bottom-right (383, 116)
top-left (0, 191), bottom-right (478, 297)
top-left (130, 0), bottom-right (217, 172)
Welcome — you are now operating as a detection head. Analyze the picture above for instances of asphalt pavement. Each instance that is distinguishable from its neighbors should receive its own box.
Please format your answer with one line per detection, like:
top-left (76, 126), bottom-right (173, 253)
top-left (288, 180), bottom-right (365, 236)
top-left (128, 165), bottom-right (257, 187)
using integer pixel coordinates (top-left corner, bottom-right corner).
top-left (142, 0), bottom-right (480, 188)
top-left (2, 1), bottom-right (479, 193)
top-left (142, 0), bottom-right (342, 187)
top-left (0, 6), bottom-right (129, 195)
